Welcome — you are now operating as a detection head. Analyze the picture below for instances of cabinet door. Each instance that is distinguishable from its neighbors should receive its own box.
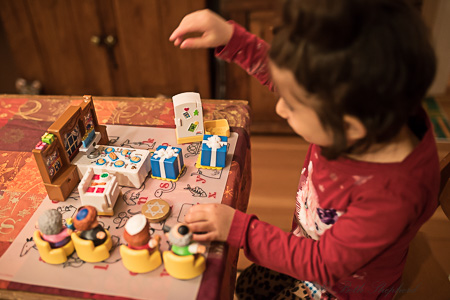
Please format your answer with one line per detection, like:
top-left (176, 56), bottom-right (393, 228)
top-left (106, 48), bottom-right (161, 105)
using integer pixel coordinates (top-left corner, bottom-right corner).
top-left (248, 11), bottom-right (293, 134)
top-left (114, 0), bottom-right (210, 98)
top-left (0, 0), bottom-right (115, 95)
top-left (0, 0), bottom-right (209, 97)
top-left (221, 2), bottom-right (293, 134)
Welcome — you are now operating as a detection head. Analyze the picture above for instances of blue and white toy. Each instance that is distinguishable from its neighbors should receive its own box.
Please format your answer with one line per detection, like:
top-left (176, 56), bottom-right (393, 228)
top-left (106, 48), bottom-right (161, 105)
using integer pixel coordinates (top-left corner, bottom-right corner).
top-left (198, 135), bottom-right (228, 169)
top-left (151, 145), bottom-right (185, 181)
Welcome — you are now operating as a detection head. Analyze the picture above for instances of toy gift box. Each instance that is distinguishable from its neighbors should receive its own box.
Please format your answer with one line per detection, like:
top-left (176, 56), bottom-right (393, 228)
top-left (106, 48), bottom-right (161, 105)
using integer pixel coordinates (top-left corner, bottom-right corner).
top-left (150, 145), bottom-right (184, 180)
top-left (200, 135), bottom-right (228, 168)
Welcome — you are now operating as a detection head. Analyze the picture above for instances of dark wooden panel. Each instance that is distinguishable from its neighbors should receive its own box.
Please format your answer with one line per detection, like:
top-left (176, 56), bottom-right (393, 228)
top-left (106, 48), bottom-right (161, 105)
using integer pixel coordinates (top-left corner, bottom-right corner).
top-left (69, 0), bottom-right (119, 95)
top-left (221, 4), bottom-right (293, 134)
top-left (0, 0), bottom-right (46, 87)
top-left (0, 0), bottom-right (209, 97)
top-left (114, 0), bottom-right (210, 98)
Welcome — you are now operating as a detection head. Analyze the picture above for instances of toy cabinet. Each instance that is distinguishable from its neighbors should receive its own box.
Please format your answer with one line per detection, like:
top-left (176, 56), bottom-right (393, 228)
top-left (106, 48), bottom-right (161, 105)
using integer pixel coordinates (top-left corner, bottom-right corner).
top-left (0, 0), bottom-right (210, 98)
top-left (32, 96), bottom-right (109, 202)
top-left (32, 135), bottom-right (80, 202)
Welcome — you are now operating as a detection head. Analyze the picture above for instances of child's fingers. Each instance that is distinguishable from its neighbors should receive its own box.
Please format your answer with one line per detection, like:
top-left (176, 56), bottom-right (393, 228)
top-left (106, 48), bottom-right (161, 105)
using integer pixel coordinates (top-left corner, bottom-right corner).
top-left (188, 220), bottom-right (212, 233)
top-left (184, 207), bottom-right (208, 223)
top-left (180, 37), bottom-right (210, 49)
top-left (192, 232), bottom-right (215, 242)
top-left (169, 14), bottom-right (205, 41)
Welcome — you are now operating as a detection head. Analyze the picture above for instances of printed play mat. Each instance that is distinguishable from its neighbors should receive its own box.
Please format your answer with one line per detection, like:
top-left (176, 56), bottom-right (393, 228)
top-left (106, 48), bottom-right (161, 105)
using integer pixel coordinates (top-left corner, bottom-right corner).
top-left (0, 125), bottom-right (238, 300)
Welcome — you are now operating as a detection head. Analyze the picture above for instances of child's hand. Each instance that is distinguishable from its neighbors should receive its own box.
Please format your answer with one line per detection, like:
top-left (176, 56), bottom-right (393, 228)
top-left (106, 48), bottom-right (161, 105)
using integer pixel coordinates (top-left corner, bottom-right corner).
top-left (185, 203), bottom-right (235, 242)
top-left (169, 9), bottom-right (233, 49)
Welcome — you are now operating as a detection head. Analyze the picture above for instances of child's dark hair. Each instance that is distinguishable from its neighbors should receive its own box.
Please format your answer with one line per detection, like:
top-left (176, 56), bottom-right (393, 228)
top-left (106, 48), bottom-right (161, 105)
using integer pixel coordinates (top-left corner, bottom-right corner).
top-left (270, 0), bottom-right (436, 159)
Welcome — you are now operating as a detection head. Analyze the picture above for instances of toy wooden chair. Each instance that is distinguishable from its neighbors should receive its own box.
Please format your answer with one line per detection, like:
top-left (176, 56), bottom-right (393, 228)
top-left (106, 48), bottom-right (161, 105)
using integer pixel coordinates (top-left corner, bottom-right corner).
top-left (71, 230), bottom-right (112, 263)
top-left (162, 251), bottom-right (206, 280)
top-left (395, 152), bottom-right (450, 299)
top-left (33, 230), bottom-right (74, 264)
top-left (119, 245), bottom-right (162, 273)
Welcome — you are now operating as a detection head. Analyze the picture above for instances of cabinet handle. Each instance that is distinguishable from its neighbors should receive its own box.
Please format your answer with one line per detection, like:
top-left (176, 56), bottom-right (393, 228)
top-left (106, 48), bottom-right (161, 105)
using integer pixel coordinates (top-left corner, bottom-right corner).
top-left (90, 35), bottom-right (101, 45)
top-left (104, 35), bottom-right (116, 47)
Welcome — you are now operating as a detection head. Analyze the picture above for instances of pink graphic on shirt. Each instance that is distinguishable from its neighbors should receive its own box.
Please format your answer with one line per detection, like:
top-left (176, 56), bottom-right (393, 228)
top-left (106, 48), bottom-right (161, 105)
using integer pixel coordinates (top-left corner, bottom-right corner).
top-left (293, 161), bottom-right (341, 240)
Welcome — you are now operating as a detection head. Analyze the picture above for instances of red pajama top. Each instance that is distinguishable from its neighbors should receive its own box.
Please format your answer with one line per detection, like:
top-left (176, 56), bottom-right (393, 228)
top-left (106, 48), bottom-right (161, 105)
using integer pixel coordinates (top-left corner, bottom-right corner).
top-left (216, 22), bottom-right (440, 299)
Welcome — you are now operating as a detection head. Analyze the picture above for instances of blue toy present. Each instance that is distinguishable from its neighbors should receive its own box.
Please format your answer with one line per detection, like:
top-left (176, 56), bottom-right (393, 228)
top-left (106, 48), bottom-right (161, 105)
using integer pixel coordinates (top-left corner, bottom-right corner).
top-left (151, 145), bottom-right (184, 180)
top-left (200, 135), bottom-right (228, 168)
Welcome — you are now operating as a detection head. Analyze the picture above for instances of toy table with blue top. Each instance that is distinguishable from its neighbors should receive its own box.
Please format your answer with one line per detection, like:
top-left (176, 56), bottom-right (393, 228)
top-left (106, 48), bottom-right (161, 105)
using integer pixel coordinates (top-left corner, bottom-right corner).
top-left (0, 95), bottom-right (251, 300)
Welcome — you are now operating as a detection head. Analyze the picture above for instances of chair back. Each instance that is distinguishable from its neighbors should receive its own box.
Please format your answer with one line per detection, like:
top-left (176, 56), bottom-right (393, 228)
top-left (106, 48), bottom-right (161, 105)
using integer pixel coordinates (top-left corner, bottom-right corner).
top-left (119, 245), bottom-right (162, 273)
top-left (33, 230), bottom-right (74, 264)
top-left (71, 230), bottom-right (112, 263)
top-left (395, 152), bottom-right (450, 299)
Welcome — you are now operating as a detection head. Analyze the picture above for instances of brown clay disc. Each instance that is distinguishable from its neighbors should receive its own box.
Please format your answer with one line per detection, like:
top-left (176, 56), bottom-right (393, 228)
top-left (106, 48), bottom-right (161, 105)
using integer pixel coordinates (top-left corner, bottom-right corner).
top-left (141, 199), bottom-right (171, 223)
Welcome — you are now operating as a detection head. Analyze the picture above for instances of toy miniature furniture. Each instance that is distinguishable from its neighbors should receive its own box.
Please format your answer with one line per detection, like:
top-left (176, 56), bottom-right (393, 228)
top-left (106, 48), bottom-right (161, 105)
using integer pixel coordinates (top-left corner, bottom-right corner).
top-left (173, 92), bottom-right (205, 144)
top-left (78, 168), bottom-right (120, 216)
top-left (0, 95), bottom-right (252, 300)
top-left (150, 145), bottom-right (185, 181)
top-left (204, 119), bottom-right (230, 137)
top-left (32, 95), bottom-right (109, 202)
top-left (33, 231), bottom-right (75, 265)
top-left (119, 246), bottom-right (162, 274)
top-left (71, 230), bottom-right (112, 263)
top-left (72, 145), bottom-right (152, 188)
top-left (395, 152), bottom-right (450, 299)
top-left (162, 251), bottom-right (206, 280)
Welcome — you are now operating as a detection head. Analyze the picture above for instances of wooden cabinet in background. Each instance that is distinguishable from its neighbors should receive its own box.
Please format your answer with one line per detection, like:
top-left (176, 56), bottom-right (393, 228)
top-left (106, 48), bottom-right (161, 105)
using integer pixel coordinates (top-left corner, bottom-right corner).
top-left (0, 0), bottom-right (210, 98)
top-left (220, 0), bottom-right (293, 134)
top-left (219, 0), bottom-right (424, 134)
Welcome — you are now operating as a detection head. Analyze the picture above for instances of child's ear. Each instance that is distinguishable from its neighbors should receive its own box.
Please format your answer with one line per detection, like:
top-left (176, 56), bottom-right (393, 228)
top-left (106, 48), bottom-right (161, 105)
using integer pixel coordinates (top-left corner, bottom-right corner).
top-left (343, 115), bottom-right (367, 142)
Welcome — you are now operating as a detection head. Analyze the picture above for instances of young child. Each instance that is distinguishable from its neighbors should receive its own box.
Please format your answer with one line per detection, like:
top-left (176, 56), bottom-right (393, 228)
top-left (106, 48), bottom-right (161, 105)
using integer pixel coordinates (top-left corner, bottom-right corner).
top-left (170, 1), bottom-right (439, 299)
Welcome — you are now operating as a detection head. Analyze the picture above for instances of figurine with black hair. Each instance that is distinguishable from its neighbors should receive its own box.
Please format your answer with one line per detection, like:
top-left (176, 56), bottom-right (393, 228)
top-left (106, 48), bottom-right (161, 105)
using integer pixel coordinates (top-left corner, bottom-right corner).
top-left (162, 223), bottom-right (206, 280)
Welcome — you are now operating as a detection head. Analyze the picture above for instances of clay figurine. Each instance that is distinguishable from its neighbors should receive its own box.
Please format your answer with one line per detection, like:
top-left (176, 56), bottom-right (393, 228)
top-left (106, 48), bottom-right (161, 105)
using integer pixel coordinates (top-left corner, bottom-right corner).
top-left (71, 205), bottom-right (112, 263)
top-left (37, 209), bottom-right (72, 248)
top-left (162, 223), bottom-right (206, 279)
top-left (124, 214), bottom-right (161, 252)
top-left (73, 205), bottom-right (106, 246)
top-left (119, 214), bottom-right (163, 273)
top-left (34, 209), bottom-right (75, 264)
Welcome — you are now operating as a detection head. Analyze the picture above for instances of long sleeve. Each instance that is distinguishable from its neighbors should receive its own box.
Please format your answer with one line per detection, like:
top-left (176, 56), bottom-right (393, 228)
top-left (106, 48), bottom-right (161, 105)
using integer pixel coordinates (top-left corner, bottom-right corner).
top-left (227, 178), bottom-right (436, 291)
top-left (215, 21), bottom-right (274, 91)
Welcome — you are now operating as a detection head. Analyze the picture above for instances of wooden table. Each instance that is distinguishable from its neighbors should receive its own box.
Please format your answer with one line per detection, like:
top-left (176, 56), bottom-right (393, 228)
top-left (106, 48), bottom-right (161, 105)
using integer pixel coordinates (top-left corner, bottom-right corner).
top-left (0, 95), bottom-right (252, 300)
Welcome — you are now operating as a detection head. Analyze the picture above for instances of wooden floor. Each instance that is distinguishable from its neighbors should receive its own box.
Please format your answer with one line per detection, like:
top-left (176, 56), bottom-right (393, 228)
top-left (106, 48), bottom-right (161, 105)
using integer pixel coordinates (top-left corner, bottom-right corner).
top-left (237, 93), bottom-right (450, 278)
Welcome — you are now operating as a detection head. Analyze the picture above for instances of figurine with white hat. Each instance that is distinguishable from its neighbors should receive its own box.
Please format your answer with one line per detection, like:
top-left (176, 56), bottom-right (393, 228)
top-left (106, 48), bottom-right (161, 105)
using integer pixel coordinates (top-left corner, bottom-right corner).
top-left (120, 214), bottom-right (163, 273)
top-left (123, 214), bottom-right (161, 253)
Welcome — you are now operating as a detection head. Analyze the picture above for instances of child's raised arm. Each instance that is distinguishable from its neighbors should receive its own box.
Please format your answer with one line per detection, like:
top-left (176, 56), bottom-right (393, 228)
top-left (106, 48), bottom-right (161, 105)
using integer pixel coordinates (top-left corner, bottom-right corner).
top-left (169, 9), bottom-right (233, 49)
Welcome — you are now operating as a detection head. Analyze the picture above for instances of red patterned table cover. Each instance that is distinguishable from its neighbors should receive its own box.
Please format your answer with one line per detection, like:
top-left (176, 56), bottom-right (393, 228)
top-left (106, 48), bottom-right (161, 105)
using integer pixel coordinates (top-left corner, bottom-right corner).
top-left (0, 95), bottom-right (252, 300)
